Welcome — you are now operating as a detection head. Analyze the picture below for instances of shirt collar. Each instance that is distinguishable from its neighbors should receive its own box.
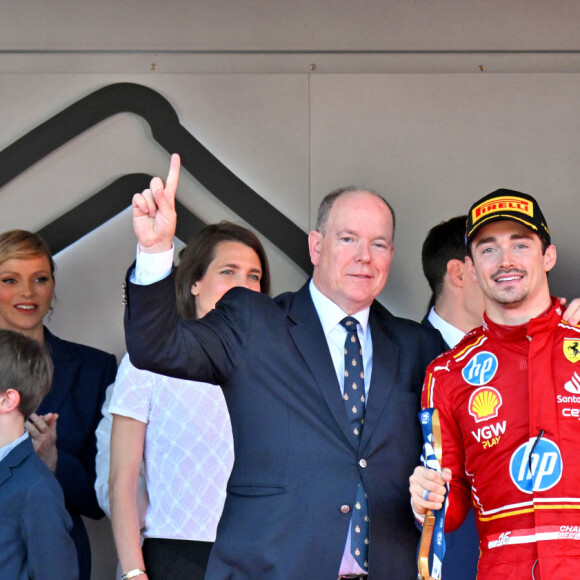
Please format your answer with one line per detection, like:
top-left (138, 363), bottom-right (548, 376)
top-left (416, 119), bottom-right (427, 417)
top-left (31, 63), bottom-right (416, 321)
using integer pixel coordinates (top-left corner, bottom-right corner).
top-left (0, 431), bottom-right (29, 464)
top-left (309, 279), bottom-right (370, 335)
top-left (427, 306), bottom-right (465, 349)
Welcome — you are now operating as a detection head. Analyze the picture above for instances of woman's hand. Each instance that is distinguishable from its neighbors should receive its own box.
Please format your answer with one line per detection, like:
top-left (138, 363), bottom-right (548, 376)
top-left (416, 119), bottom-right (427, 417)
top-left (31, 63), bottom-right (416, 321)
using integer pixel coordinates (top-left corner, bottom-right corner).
top-left (26, 412), bottom-right (59, 473)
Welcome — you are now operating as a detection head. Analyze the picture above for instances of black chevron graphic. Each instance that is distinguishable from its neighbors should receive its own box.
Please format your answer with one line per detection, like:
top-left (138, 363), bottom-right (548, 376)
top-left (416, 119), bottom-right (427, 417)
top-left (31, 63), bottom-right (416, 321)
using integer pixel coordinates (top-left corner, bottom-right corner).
top-left (0, 82), bottom-right (311, 273)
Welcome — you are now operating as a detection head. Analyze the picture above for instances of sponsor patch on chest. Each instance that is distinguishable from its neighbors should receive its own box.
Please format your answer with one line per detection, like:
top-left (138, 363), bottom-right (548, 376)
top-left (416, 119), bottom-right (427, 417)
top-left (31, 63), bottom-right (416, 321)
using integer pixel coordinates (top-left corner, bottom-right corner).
top-left (468, 386), bottom-right (502, 423)
top-left (509, 437), bottom-right (562, 493)
top-left (471, 420), bottom-right (506, 449)
top-left (462, 352), bottom-right (498, 386)
top-left (564, 339), bottom-right (580, 363)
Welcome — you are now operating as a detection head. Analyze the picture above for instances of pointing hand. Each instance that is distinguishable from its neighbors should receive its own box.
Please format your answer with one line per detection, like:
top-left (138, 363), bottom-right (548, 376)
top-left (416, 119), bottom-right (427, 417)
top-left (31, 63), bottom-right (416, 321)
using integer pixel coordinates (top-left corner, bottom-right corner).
top-left (132, 153), bottom-right (180, 253)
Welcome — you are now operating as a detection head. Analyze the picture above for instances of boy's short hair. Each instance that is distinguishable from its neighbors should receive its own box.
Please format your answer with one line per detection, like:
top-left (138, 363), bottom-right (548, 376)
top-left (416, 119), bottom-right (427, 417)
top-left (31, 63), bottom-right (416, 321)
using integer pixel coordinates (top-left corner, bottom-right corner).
top-left (0, 329), bottom-right (53, 418)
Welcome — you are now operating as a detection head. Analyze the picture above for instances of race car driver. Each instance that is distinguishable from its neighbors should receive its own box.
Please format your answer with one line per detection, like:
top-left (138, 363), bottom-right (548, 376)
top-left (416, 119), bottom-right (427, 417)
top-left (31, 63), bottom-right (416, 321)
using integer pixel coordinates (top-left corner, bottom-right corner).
top-left (410, 189), bottom-right (580, 579)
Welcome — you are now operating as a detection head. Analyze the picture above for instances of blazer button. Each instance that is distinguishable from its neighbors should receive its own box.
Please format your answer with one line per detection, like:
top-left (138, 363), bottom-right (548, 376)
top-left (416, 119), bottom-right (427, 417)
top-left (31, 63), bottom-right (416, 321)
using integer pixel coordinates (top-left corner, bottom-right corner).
top-left (359, 458), bottom-right (367, 468)
top-left (340, 505), bottom-right (351, 514)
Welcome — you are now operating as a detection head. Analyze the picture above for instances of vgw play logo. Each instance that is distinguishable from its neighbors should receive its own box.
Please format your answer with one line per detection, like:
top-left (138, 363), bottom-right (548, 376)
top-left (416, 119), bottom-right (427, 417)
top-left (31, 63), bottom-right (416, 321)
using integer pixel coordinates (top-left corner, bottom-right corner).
top-left (509, 438), bottom-right (562, 493)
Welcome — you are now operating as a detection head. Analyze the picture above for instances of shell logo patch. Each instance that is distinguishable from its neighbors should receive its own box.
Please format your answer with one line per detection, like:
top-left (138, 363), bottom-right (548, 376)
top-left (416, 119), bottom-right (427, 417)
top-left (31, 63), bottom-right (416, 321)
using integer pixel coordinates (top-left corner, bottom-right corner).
top-left (564, 339), bottom-right (580, 363)
top-left (469, 387), bottom-right (503, 423)
top-left (462, 351), bottom-right (498, 386)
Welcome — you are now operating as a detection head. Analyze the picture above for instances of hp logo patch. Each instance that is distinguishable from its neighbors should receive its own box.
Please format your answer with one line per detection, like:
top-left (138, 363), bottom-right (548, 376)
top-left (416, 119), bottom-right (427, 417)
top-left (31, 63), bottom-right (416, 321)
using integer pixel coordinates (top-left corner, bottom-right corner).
top-left (462, 352), bottom-right (498, 386)
top-left (509, 438), bottom-right (562, 493)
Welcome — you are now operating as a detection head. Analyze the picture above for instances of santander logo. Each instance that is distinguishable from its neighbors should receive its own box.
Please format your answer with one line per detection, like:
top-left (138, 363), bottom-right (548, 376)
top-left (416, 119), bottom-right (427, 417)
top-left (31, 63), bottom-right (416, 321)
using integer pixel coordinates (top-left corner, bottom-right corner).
top-left (564, 372), bottom-right (580, 395)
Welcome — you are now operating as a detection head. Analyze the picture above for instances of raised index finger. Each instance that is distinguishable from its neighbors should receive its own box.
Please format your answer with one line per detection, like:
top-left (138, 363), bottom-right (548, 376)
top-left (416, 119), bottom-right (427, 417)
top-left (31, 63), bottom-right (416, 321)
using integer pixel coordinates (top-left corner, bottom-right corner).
top-left (164, 153), bottom-right (181, 199)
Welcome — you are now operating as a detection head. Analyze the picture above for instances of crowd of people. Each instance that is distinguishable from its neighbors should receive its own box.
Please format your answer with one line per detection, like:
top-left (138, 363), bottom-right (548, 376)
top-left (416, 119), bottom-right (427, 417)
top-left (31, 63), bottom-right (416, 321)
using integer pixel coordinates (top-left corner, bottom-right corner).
top-left (2, 154), bottom-right (580, 580)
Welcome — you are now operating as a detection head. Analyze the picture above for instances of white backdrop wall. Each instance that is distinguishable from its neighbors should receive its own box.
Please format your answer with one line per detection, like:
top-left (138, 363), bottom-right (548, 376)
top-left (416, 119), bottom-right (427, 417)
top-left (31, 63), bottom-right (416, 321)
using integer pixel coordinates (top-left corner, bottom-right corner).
top-left (2, 72), bottom-right (579, 351)
top-left (1, 69), bottom-right (580, 580)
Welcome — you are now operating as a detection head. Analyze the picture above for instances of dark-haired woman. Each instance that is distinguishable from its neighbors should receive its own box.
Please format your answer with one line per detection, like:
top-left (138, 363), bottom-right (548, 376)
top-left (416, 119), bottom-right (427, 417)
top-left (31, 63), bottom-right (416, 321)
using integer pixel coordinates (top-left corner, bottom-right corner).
top-left (109, 222), bottom-right (270, 580)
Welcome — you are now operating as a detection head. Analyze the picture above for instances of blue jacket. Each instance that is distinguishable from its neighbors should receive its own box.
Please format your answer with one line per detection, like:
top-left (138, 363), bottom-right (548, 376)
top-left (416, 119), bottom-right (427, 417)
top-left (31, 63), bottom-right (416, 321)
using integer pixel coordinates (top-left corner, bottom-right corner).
top-left (40, 328), bottom-right (117, 578)
top-left (0, 436), bottom-right (78, 580)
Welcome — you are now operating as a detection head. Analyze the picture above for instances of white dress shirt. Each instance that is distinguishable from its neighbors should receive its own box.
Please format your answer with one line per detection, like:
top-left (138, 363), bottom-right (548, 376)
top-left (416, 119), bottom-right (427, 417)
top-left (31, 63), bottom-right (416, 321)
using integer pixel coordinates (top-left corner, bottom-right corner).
top-left (309, 279), bottom-right (371, 577)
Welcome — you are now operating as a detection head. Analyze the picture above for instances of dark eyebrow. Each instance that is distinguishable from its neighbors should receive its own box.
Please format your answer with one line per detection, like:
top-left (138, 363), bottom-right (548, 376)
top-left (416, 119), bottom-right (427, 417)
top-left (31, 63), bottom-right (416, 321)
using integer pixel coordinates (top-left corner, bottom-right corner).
top-left (475, 232), bottom-right (533, 248)
top-left (219, 263), bottom-right (262, 273)
top-left (510, 233), bottom-right (534, 241)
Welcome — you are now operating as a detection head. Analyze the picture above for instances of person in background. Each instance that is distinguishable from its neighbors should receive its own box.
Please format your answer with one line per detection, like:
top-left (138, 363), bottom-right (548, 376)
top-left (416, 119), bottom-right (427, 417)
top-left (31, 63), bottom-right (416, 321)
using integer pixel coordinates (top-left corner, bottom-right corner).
top-left (422, 215), bottom-right (484, 343)
top-left (411, 189), bottom-right (580, 578)
top-left (108, 221), bottom-right (271, 580)
top-left (0, 329), bottom-right (78, 580)
top-left (0, 229), bottom-right (117, 578)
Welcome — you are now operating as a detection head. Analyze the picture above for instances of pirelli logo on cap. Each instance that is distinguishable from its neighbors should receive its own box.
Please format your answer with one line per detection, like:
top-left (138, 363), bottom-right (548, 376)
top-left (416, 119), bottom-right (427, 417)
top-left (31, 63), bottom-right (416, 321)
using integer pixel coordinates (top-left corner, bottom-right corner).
top-left (471, 196), bottom-right (533, 224)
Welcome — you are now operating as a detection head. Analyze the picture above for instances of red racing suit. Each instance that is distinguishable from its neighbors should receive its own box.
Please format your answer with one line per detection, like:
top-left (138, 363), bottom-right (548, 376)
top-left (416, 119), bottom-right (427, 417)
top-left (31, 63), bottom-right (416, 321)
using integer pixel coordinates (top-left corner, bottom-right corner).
top-left (422, 298), bottom-right (580, 579)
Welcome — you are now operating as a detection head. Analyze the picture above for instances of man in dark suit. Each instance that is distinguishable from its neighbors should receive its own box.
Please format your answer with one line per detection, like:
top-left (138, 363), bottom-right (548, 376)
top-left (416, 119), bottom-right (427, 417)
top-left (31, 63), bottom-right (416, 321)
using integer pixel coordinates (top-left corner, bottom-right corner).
top-left (124, 154), bottom-right (445, 579)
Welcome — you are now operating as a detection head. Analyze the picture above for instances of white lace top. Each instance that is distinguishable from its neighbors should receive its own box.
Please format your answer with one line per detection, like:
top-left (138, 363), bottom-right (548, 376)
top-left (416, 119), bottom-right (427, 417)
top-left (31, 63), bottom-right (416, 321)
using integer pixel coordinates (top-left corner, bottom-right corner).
top-left (109, 353), bottom-right (234, 541)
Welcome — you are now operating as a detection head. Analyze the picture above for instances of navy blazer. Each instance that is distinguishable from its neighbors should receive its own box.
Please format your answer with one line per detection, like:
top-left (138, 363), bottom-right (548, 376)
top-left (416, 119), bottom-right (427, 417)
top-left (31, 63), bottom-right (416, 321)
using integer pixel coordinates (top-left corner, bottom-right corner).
top-left (421, 316), bottom-right (479, 580)
top-left (125, 275), bottom-right (445, 580)
top-left (40, 328), bottom-right (117, 578)
top-left (0, 436), bottom-right (78, 580)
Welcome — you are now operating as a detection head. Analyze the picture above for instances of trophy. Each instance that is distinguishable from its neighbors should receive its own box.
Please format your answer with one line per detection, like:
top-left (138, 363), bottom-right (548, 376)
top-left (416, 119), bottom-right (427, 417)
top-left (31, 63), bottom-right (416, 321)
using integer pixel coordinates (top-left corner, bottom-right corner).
top-left (418, 408), bottom-right (444, 580)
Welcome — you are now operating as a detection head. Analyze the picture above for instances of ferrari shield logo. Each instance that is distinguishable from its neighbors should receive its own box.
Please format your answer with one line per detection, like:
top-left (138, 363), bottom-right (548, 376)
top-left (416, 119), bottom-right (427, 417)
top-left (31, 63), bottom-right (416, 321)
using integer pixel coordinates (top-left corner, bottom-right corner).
top-left (564, 339), bottom-right (580, 363)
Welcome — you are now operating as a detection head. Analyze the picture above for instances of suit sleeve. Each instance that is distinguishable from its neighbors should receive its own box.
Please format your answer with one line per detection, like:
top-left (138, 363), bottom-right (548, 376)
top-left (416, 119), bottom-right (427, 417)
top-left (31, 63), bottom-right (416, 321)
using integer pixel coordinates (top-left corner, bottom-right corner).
top-left (23, 477), bottom-right (79, 580)
top-left (124, 269), bottom-right (250, 385)
top-left (55, 352), bottom-right (117, 519)
top-left (422, 369), bottom-right (472, 533)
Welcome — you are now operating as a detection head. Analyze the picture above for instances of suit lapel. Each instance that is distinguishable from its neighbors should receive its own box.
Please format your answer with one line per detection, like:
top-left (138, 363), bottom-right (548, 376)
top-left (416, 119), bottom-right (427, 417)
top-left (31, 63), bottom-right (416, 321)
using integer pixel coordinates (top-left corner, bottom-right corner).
top-left (421, 316), bottom-right (450, 350)
top-left (39, 328), bottom-right (80, 414)
top-left (287, 284), bottom-right (356, 449)
top-left (359, 310), bottom-right (399, 453)
top-left (0, 437), bottom-right (33, 486)
top-left (0, 459), bottom-right (11, 487)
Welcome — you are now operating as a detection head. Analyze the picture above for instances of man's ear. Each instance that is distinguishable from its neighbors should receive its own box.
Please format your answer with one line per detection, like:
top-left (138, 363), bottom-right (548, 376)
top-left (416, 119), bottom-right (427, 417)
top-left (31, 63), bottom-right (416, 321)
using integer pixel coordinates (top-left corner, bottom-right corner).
top-left (308, 231), bottom-right (322, 267)
top-left (446, 259), bottom-right (465, 288)
top-left (0, 389), bottom-right (21, 414)
top-left (544, 244), bottom-right (557, 273)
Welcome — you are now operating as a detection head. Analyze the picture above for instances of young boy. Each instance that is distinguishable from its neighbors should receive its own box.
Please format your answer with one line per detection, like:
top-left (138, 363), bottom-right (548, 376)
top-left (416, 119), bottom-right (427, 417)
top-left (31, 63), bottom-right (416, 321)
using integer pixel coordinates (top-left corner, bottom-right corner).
top-left (0, 329), bottom-right (78, 579)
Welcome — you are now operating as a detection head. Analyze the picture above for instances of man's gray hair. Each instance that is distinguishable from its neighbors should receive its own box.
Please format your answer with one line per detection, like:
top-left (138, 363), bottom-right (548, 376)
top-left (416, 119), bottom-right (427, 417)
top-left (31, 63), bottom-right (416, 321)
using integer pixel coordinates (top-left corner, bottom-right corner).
top-left (315, 185), bottom-right (396, 238)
